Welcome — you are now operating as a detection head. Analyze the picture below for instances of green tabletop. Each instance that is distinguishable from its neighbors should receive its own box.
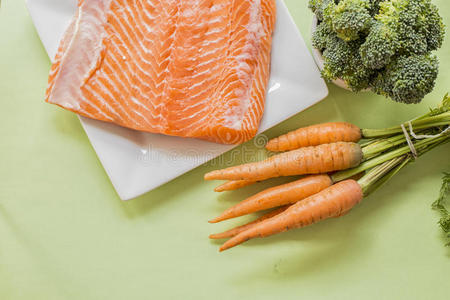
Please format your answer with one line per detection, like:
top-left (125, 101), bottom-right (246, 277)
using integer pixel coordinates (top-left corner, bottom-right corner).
top-left (1, 1), bottom-right (449, 299)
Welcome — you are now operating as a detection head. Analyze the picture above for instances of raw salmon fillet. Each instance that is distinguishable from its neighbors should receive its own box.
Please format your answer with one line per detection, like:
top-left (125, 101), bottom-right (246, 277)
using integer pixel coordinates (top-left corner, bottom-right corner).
top-left (46, 0), bottom-right (276, 144)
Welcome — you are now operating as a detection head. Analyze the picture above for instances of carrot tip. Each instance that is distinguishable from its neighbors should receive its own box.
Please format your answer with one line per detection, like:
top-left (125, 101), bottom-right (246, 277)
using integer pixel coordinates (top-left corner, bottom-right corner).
top-left (209, 233), bottom-right (225, 239)
top-left (204, 171), bottom-right (219, 180)
top-left (208, 218), bottom-right (221, 224)
top-left (219, 241), bottom-right (235, 252)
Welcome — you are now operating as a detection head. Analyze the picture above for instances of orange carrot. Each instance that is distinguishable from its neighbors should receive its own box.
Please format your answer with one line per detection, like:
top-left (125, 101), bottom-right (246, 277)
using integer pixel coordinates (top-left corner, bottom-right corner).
top-left (205, 142), bottom-right (363, 181)
top-left (214, 180), bottom-right (256, 192)
top-left (266, 122), bottom-right (361, 152)
top-left (209, 175), bottom-right (333, 223)
top-left (219, 180), bottom-right (363, 251)
top-left (209, 206), bottom-right (290, 239)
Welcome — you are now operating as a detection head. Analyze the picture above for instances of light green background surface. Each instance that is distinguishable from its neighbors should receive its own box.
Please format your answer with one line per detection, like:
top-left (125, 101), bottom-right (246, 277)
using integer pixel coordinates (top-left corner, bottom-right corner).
top-left (1, 0), bottom-right (449, 299)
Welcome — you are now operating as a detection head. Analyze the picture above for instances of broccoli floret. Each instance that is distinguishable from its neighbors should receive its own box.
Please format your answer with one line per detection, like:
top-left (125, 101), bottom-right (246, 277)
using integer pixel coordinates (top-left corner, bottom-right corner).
top-left (394, 0), bottom-right (430, 55)
top-left (341, 38), bottom-right (375, 91)
top-left (321, 33), bottom-right (352, 80)
top-left (321, 32), bottom-right (373, 91)
top-left (399, 26), bottom-right (428, 55)
top-left (358, 0), bottom-right (406, 69)
top-left (367, 0), bottom-right (385, 15)
top-left (312, 21), bottom-right (333, 50)
top-left (342, 54), bottom-right (374, 91)
top-left (322, 0), bottom-right (373, 41)
top-left (370, 54), bottom-right (439, 104)
top-left (359, 21), bottom-right (397, 69)
top-left (375, 0), bottom-right (444, 55)
top-left (308, 0), bottom-right (334, 21)
top-left (416, 1), bottom-right (445, 51)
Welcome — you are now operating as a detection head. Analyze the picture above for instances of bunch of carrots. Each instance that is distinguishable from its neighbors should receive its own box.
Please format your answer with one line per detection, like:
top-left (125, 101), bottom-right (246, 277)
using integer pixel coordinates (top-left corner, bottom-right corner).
top-left (205, 94), bottom-right (450, 252)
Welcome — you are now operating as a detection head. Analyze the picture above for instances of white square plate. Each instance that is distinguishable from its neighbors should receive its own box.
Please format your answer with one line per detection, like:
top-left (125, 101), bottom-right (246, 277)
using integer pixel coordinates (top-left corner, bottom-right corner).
top-left (26, 0), bottom-right (328, 200)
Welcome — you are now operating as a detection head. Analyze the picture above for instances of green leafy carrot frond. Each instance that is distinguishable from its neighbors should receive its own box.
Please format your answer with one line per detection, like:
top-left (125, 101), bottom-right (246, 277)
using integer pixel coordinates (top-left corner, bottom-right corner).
top-left (429, 93), bottom-right (450, 116)
top-left (432, 172), bottom-right (450, 246)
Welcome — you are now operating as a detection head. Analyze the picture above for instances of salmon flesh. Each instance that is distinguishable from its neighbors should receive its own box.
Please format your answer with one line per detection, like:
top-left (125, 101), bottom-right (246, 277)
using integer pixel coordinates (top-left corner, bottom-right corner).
top-left (46, 0), bottom-right (276, 144)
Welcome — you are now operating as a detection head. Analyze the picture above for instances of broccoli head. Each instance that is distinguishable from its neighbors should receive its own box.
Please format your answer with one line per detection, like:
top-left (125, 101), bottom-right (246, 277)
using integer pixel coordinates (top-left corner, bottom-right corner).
top-left (310, 0), bottom-right (444, 103)
top-left (370, 54), bottom-right (439, 104)
top-left (321, 32), bottom-right (373, 91)
top-left (322, 0), bottom-right (373, 41)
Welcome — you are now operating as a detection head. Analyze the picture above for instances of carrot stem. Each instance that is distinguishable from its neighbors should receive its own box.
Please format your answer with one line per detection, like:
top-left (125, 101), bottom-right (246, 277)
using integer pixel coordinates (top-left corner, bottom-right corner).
top-left (361, 134), bottom-right (408, 158)
top-left (359, 138), bottom-right (377, 148)
top-left (365, 157), bottom-right (411, 196)
top-left (356, 134), bottom-right (450, 194)
top-left (361, 113), bottom-right (450, 138)
top-left (332, 134), bottom-right (449, 182)
top-left (357, 156), bottom-right (411, 195)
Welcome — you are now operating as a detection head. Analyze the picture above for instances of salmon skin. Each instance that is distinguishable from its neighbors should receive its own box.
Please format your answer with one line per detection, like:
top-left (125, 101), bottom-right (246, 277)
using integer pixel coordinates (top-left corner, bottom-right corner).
top-left (45, 0), bottom-right (276, 144)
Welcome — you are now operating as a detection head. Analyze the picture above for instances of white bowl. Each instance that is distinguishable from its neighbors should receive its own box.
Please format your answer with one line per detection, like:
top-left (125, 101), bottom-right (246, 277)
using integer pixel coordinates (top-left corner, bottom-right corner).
top-left (310, 16), bottom-right (369, 92)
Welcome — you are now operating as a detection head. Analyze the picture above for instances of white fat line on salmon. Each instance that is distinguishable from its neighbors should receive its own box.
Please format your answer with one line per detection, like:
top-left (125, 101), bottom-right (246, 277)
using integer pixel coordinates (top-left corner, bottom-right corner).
top-left (191, 51), bottom-right (227, 68)
top-left (106, 44), bottom-right (157, 99)
top-left (127, 0), bottom-right (157, 33)
top-left (104, 57), bottom-right (167, 124)
top-left (112, 4), bottom-right (180, 69)
top-left (83, 84), bottom-right (126, 123)
top-left (107, 37), bottom-right (161, 87)
top-left (89, 76), bottom-right (134, 119)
